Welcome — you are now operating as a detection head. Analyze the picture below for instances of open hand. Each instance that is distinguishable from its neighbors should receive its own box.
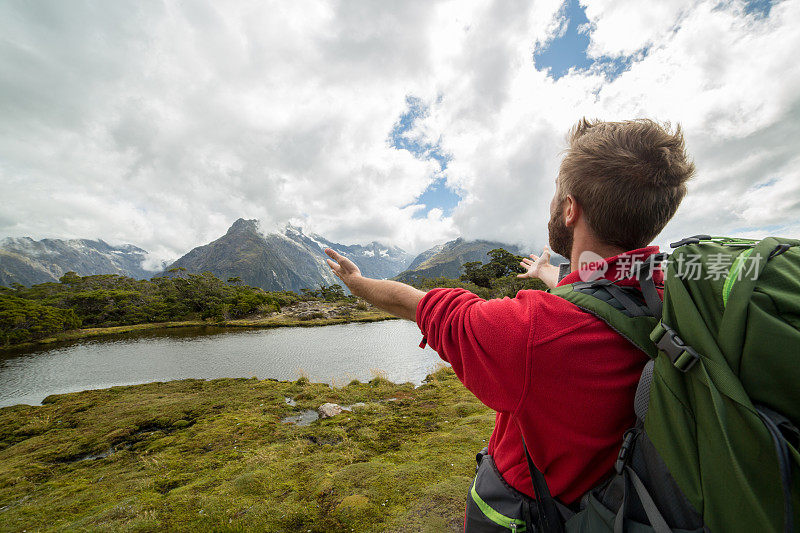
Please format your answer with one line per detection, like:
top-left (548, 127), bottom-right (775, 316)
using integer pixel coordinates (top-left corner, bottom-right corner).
top-left (518, 246), bottom-right (559, 288)
top-left (325, 248), bottom-right (362, 286)
top-left (518, 247), bottom-right (552, 278)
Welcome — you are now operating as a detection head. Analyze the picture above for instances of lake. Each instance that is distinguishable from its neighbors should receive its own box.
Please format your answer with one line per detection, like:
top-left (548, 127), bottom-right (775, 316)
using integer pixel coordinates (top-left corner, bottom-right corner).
top-left (0, 320), bottom-right (445, 408)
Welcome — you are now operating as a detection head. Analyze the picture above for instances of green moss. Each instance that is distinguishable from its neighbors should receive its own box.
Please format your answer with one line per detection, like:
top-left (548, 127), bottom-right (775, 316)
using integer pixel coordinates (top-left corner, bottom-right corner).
top-left (334, 494), bottom-right (380, 527)
top-left (0, 367), bottom-right (489, 532)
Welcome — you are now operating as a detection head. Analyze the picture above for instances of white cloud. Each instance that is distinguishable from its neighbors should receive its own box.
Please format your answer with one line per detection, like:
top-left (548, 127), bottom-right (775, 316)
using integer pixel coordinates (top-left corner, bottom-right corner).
top-left (0, 0), bottom-right (798, 268)
top-left (0, 0), bottom-right (453, 264)
top-left (581, 0), bottom-right (690, 58)
top-left (415, 0), bottom-right (800, 252)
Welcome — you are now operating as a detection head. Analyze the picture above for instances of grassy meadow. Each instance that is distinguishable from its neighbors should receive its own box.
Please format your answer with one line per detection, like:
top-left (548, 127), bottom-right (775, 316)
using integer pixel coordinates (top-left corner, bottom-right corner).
top-left (0, 366), bottom-right (491, 532)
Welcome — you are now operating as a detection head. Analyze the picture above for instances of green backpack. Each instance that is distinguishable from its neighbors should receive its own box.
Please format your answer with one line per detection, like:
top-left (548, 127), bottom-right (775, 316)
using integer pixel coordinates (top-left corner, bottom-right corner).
top-left (524, 235), bottom-right (800, 533)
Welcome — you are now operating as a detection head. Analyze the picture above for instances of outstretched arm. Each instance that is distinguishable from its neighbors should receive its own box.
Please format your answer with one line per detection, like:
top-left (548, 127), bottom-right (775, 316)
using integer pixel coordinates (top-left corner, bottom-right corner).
top-left (324, 248), bottom-right (425, 321)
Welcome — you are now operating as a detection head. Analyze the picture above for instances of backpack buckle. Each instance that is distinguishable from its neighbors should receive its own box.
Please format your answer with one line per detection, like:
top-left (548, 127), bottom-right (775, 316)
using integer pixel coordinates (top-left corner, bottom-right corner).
top-left (650, 322), bottom-right (700, 372)
top-left (615, 430), bottom-right (637, 474)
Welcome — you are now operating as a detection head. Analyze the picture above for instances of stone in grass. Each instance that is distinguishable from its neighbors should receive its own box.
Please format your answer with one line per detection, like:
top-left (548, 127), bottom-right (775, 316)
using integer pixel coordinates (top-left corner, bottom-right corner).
top-left (317, 403), bottom-right (343, 418)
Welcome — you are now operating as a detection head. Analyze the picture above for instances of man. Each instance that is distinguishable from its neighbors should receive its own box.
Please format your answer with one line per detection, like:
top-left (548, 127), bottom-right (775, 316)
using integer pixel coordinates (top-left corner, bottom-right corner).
top-left (325, 118), bottom-right (695, 528)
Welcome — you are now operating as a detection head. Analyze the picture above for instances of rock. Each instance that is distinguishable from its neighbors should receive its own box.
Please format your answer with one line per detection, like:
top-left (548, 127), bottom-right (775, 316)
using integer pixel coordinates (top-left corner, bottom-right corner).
top-left (317, 403), bottom-right (343, 418)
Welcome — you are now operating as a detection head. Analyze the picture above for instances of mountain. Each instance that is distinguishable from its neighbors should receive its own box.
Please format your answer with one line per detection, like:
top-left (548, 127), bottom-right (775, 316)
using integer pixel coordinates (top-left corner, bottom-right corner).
top-left (404, 242), bottom-right (446, 272)
top-left (308, 234), bottom-right (412, 280)
top-left (162, 219), bottom-right (412, 292)
top-left (0, 237), bottom-right (150, 287)
top-left (0, 223), bottom-right (531, 292)
top-left (394, 238), bottom-right (524, 283)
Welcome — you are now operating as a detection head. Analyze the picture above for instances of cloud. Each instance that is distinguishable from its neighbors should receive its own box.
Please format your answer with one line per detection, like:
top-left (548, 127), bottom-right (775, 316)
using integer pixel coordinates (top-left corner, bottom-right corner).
top-left (414, 0), bottom-right (800, 251)
top-left (1, 0), bottom-right (798, 268)
top-left (581, 0), bottom-right (689, 58)
top-left (0, 0), bottom-right (454, 264)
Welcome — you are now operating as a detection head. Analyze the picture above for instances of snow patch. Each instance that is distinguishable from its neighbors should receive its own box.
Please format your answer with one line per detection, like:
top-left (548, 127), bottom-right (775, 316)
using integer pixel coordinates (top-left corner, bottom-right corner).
top-left (273, 230), bottom-right (308, 250)
top-left (307, 235), bottom-right (328, 251)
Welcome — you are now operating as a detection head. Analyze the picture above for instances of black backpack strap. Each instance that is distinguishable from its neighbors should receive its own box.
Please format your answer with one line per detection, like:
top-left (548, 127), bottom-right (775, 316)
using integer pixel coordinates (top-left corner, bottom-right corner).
top-left (629, 253), bottom-right (668, 321)
top-left (756, 405), bottom-right (797, 533)
top-left (572, 279), bottom-right (649, 318)
top-left (520, 433), bottom-right (571, 532)
top-left (614, 465), bottom-right (671, 533)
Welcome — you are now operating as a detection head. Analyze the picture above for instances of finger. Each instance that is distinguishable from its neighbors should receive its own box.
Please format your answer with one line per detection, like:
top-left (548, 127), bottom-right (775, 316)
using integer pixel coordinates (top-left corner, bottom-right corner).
top-left (326, 258), bottom-right (339, 270)
top-left (529, 254), bottom-right (539, 260)
top-left (521, 258), bottom-right (533, 265)
top-left (327, 248), bottom-right (357, 270)
top-left (517, 273), bottom-right (528, 278)
top-left (325, 248), bottom-right (350, 264)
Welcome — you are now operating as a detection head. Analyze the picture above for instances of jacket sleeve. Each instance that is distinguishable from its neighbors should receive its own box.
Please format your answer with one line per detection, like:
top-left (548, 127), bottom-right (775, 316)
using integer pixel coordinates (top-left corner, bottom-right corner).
top-left (415, 288), bottom-right (533, 413)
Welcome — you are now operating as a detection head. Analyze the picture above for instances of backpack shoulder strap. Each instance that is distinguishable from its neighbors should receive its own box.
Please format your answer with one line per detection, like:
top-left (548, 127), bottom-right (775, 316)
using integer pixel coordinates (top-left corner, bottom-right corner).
top-left (548, 280), bottom-right (659, 359)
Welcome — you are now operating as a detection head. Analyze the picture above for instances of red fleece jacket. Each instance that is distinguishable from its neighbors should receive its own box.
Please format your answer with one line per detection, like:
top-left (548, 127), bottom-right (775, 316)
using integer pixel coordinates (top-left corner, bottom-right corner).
top-left (415, 247), bottom-right (663, 504)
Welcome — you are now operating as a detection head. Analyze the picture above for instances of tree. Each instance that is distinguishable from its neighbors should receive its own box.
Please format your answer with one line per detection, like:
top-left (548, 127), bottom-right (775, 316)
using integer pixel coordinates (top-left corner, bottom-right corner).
top-left (460, 261), bottom-right (493, 287)
top-left (0, 270), bottom-right (300, 347)
top-left (459, 248), bottom-right (527, 288)
top-left (318, 283), bottom-right (346, 302)
top-left (59, 272), bottom-right (81, 285)
top-left (461, 261), bottom-right (482, 278)
top-left (486, 249), bottom-right (525, 277)
top-left (0, 296), bottom-right (81, 346)
top-left (300, 287), bottom-right (319, 299)
top-left (167, 267), bottom-right (188, 279)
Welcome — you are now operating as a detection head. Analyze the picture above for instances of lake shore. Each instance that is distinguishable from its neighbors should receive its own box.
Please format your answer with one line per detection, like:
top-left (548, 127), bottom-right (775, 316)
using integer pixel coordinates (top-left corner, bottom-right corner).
top-left (1, 301), bottom-right (397, 352)
top-left (0, 366), bottom-right (488, 532)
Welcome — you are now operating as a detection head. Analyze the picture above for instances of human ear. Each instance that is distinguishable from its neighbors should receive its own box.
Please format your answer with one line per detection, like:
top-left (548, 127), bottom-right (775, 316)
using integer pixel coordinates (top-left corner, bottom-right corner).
top-left (564, 195), bottom-right (580, 227)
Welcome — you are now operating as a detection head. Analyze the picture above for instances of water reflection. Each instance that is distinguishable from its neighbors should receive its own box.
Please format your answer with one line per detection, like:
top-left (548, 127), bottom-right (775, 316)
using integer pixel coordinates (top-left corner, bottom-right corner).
top-left (0, 320), bottom-right (444, 408)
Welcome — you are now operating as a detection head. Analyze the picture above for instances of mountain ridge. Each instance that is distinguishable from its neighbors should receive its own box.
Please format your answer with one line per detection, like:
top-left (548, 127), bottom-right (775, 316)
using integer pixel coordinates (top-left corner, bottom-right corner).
top-left (0, 237), bottom-right (150, 287)
top-left (394, 237), bottom-right (524, 283)
top-left (161, 219), bottom-right (412, 293)
top-left (1, 222), bottom-right (539, 292)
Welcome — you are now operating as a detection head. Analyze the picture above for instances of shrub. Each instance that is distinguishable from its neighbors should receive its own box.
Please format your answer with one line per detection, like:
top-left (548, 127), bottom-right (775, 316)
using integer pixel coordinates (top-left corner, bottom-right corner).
top-left (0, 296), bottom-right (81, 346)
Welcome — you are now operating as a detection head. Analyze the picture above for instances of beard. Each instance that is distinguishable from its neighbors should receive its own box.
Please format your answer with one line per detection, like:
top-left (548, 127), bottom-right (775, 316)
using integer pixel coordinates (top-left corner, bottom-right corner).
top-left (548, 202), bottom-right (574, 260)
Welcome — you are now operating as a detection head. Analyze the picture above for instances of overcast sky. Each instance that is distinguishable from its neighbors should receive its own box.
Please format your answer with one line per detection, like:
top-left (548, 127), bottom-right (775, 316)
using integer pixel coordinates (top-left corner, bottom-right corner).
top-left (1, 0), bottom-right (798, 269)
